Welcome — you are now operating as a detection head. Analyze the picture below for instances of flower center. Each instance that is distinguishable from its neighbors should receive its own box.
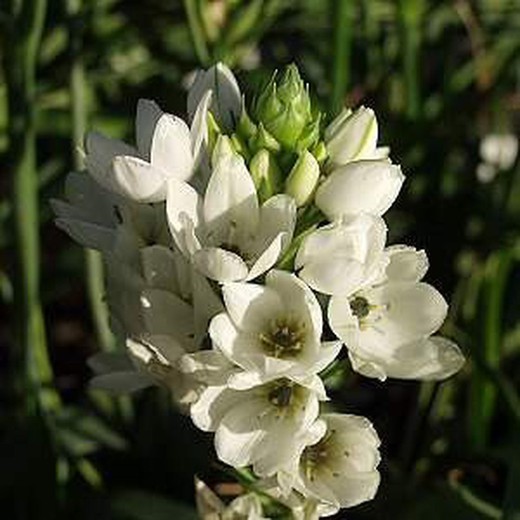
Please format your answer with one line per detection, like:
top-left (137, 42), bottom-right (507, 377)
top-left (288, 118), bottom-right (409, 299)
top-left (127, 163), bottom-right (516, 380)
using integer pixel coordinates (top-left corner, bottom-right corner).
top-left (267, 380), bottom-right (294, 408)
top-left (259, 317), bottom-right (306, 358)
top-left (349, 296), bottom-right (371, 319)
top-left (301, 437), bottom-right (331, 482)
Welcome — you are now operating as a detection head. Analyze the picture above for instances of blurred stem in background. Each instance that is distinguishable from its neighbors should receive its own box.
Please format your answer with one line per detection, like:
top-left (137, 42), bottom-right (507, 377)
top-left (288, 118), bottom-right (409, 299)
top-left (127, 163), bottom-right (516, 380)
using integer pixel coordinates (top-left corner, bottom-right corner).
top-left (184, 0), bottom-right (211, 65)
top-left (4, 0), bottom-right (59, 415)
top-left (329, 0), bottom-right (353, 116)
top-left (67, 0), bottom-right (114, 353)
top-left (468, 248), bottom-right (513, 451)
top-left (398, 0), bottom-right (424, 120)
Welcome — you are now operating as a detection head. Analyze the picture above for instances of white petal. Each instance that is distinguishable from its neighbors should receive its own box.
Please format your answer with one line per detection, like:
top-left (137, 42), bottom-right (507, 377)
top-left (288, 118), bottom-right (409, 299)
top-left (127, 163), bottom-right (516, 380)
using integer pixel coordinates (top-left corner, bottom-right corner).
top-left (55, 218), bottom-right (116, 251)
top-left (266, 270), bottom-right (322, 341)
top-left (187, 63), bottom-right (242, 131)
top-left (166, 177), bottom-right (202, 256)
top-left (135, 99), bottom-right (163, 159)
top-left (191, 386), bottom-right (243, 432)
top-left (180, 350), bottom-right (236, 386)
top-left (215, 398), bottom-right (267, 467)
top-left (88, 352), bottom-right (134, 375)
top-left (140, 245), bottom-right (180, 293)
top-left (222, 282), bottom-right (282, 332)
top-left (258, 194), bottom-right (297, 250)
top-left (246, 232), bottom-right (285, 281)
top-left (90, 371), bottom-right (154, 393)
top-left (140, 288), bottom-right (196, 350)
top-left (203, 153), bottom-right (259, 247)
top-left (296, 216), bottom-right (387, 296)
top-left (316, 160), bottom-right (404, 219)
top-left (193, 247), bottom-right (249, 282)
top-left (85, 132), bottom-right (138, 191)
top-left (190, 90), bottom-right (212, 170)
top-left (353, 336), bottom-right (465, 381)
top-left (385, 245), bottom-right (429, 282)
top-left (360, 281), bottom-right (448, 349)
top-left (112, 156), bottom-right (166, 202)
top-left (150, 114), bottom-right (193, 180)
top-left (328, 296), bottom-right (360, 348)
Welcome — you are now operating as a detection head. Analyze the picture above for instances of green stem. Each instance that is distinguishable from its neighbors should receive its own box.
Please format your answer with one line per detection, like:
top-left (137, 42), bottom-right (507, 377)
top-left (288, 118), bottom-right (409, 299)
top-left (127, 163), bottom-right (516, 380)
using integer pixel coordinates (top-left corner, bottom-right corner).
top-left (399, 0), bottom-right (423, 119)
top-left (469, 248), bottom-right (513, 450)
top-left (329, 0), bottom-right (353, 116)
top-left (184, 0), bottom-right (211, 65)
top-left (5, 0), bottom-right (59, 414)
top-left (67, 0), bottom-right (114, 352)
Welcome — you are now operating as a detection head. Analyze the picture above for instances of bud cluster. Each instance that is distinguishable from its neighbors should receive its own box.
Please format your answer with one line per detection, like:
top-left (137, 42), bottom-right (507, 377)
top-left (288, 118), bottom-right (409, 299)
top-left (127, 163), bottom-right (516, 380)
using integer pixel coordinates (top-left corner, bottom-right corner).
top-left (53, 62), bottom-right (465, 519)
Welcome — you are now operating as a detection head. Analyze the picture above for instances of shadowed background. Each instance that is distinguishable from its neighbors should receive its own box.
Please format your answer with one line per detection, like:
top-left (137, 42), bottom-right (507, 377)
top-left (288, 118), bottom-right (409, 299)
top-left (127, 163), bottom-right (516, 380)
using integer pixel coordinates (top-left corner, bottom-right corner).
top-left (0, 0), bottom-right (519, 518)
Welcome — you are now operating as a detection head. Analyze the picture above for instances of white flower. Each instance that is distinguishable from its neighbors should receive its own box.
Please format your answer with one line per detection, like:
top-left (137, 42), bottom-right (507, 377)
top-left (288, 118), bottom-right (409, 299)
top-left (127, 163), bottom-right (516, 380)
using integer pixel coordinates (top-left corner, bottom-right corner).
top-left (324, 106), bottom-right (389, 167)
top-left (187, 62), bottom-right (242, 132)
top-left (208, 269), bottom-right (341, 387)
top-left (188, 374), bottom-right (322, 476)
top-left (166, 141), bottom-right (297, 282)
top-left (315, 159), bottom-right (405, 220)
top-left (278, 414), bottom-right (381, 510)
top-left (51, 172), bottom-right (121, 251)
top-left (295, 214), bottom-right (388, 296)
top-left (328, 245), bottom-right (465, 381)
top-left (89, 335), bottom-right (200, 406)
top-left (480, 133), bottom-right (518, 171)
top-left (85, 95), bottom-right (210, 202)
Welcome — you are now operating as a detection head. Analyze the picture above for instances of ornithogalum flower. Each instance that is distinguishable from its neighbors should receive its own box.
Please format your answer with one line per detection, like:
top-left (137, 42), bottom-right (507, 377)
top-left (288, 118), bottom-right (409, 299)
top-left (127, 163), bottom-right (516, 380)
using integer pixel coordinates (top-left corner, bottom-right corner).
top-left (296, 214), bottom-right (388, 296)
top-left (208, 270), bottom-right (341, 387)
top-left (166, 138), bottom-right (297, 282)
top-left (328, 245), bottom-right (465, 380)
top-left (278, 414), bottom-right (381, 512)
top-left (85, 95), bottom-right (210, 202)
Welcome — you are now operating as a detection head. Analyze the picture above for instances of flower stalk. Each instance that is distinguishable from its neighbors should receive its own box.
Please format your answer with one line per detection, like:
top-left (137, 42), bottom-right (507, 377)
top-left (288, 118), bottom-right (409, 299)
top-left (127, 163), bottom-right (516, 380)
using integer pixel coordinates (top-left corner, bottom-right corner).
top-left (5, 0), bottom-right (58, 414)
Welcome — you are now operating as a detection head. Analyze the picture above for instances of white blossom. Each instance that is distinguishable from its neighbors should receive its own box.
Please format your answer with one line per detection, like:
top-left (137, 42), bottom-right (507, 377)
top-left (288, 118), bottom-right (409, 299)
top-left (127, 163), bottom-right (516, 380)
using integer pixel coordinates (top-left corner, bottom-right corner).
top-left (84, 95), bottom-right (210, 202)
top-left (324, 106), bottom-right (389, 167)
top-left (296, 214), bottom-right (388, 296)
top-left (278, 414), bottom-right (381, 511)
top-left (188, 373), bottom-right (322, 476)
top-left (315, 159), bottom-right (404, 220)
top-left (166, 140), bottom-right (297, 282)
top-left (480, 133), bottom-right (518, 171)
top-left (208, 269), bottom-right (341, 387)
top-left (328, 245), bottom-right (465, 381)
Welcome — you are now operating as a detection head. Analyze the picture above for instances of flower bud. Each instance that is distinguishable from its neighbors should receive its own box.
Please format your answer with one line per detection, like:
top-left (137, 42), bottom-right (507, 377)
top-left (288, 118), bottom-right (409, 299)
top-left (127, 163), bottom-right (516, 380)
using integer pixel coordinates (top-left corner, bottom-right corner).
top-left (248, 123), bottom-right (281, 154)
top-left (253, 64), bottom-right (315, 150)
top-left (211, 135), bottom-right (237, 167)
top-left (325, 106), bottom-right (378, 166)
top-left (250, 149), bottom-right (283, 201)
top-left (285, 150), bottom-right (320, 207)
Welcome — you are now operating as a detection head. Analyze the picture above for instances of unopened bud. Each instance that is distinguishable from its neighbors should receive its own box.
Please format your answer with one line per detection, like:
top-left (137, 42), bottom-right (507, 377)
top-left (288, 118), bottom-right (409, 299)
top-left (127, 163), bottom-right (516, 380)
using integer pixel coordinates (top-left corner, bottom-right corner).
top-left (284, 150), bottom-right (320, 207)
top-left (250, 149), bottom-right (283, 201)
top-left (325, 106), bottom-right (378, 166)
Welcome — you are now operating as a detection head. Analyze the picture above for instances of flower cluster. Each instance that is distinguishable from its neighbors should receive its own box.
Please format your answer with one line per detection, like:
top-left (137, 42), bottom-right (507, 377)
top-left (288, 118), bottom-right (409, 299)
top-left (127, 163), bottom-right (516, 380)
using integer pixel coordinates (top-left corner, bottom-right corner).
top-left (53, 63), bottom-right (465, 518)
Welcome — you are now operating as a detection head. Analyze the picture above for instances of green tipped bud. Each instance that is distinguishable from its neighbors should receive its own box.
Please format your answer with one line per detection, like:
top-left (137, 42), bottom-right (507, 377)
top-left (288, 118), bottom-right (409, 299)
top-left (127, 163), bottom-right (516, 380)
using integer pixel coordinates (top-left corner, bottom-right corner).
top-left (284, 150), bottom-right (320, 207)
top-left (230, 133), bottom-right (250, 162)
top-left (249, 123), bottom-right (281, 154)
top-left (237, 105), bottom-right (257, 141)
top-left (311, 141), bottom-right (328, 164)
top-left (211, 135), bottom-right (237, 167)
top-left (253, 64), bottom-right (314, 150)
top-left (207, 111), bottom-right (223, 152)
top-left (295, 113), bottom-right (321, 152)
top-left (250, 149), bottom-right (283, 202)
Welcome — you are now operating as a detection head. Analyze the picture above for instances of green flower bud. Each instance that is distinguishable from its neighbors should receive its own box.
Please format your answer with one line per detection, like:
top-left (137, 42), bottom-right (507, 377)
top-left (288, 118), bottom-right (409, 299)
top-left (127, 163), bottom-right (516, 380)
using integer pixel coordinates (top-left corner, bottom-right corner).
top-left (295, 113), bottom-right (321, 152)
top-left (311, 141), bottom-right (328, 164)
top-left (250, 149), bottom-right (283, 202)
top-left (237, 105), bottom-right (257, 141)
top-left (253, 64), bottom-right (314, 150)
top-left (248, 123), bottom-right (281, 154)
top-left (284, 150), bottom-right (320, 207)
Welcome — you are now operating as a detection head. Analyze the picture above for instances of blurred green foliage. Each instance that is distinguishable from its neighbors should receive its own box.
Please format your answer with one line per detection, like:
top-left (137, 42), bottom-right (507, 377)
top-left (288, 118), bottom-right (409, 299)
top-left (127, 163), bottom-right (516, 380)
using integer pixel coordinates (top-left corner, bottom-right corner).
top-left (0, 0), bottom-right (519, 518)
